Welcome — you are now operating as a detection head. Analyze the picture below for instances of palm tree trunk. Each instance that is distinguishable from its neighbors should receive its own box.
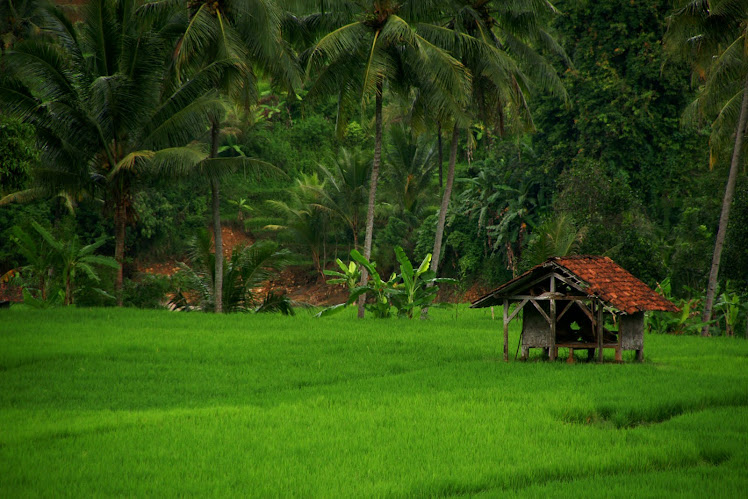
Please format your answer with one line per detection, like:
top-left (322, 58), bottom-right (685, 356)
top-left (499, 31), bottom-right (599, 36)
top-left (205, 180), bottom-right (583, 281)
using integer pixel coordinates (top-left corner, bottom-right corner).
top-left (210, 121), bottom-right (223, 314)
top-left (437, 121), bottom-right (443, 189)
top-left (357, 82), bottom-right (383, 319)
top-left (421, 124), bottom-right (459, 319)
top-left (701, 75), bottom-right (748, 336)
top-left (65, 276), bottom-right (73, 306)
top-left (114, 201), bottom-right (126, 306)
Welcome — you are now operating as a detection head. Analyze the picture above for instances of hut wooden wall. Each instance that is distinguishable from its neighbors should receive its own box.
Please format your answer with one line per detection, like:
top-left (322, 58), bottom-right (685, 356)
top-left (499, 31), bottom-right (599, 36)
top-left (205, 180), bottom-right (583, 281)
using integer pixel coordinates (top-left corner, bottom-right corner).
top-left (522, 303), bottom-right (552, 348)
top-left (620, 312), bottom-right (644, 350)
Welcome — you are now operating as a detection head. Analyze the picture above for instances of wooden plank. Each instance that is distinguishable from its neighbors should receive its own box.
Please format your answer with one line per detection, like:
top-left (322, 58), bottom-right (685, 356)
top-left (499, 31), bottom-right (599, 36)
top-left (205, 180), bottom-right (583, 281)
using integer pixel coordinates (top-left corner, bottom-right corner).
top-left (530, 299), bottom-right (551, 325)
top-left (522, 273), bottom-right (553, 293)
top-left (551, 272), bottom-right (588, 293)
top-left (557, 300), bottom-right (575, 322)
top-left (573, 300), bottom-right (594, 323)
top-left (505, 294), bottom-right (588, 301)
top-left (555, 342), bottom-right (619, 348)
top-left (616, 316), bottom-right (623, 363)
top-left (507, 298), bottom-right (529, 323)
top-left (503, 298), bottom-right (509, 362)
top-left (549, 275), bottom-right (557, 361)
top-left (596, 300), bottom-right (604, 363)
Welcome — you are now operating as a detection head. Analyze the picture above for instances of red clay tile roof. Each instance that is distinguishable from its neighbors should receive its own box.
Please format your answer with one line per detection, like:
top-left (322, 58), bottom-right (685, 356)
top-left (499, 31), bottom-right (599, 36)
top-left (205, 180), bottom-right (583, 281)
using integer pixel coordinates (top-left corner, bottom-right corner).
top-left (552, 255), bottom-right (678, 314)
top-left (471, 255), bottom-right (679, 314)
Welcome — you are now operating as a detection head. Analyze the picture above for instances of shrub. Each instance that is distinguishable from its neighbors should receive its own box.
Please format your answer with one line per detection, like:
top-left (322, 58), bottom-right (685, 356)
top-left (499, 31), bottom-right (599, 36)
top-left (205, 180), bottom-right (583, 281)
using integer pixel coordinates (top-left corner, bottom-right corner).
top-left (123, 274), bottom-right (172, 309)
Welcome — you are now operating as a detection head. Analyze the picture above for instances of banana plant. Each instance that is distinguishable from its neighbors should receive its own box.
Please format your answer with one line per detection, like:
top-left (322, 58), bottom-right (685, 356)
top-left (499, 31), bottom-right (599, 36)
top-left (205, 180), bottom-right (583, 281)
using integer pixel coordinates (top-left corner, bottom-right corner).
top-left (318, 247), bottom-right (456, 319)
top-left (390, 247), bottom-right (456, 319)
top-left (323, 258), bottom-right (361, 291)
top-left (715, 286), bottom-right (745, 337)
top-left (347, 250), bottom-right (399, 319)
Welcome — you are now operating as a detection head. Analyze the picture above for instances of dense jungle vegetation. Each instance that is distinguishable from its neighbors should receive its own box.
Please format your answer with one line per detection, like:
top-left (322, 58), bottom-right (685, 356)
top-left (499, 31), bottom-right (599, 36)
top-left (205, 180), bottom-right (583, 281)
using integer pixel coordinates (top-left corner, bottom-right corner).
top-left (0, 0), bottom-right (746, 333)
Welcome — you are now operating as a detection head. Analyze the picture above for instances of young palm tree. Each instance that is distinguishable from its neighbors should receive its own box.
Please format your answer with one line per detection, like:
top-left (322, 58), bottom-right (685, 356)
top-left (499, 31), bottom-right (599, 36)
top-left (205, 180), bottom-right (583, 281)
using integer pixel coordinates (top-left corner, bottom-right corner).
top-left (173, 228), bottom-right (291, 313)
top-left (382, 124), bottom-right (437, 217)
top-left (19, 221), bottom-right (119, 305)
top-left (172, 0), bottom-right (301, 313)
top-left (266, 173), bottom-right (331, 275)
top-left (0, 0), bottom-right (222, 304)
top-left (521, 214), bottom-right (586, 271)
top-left (316, 147), bottom-right (372, 250)
top-left (304, 0), bottom-right (470, 317)
top-left (665, 0), bottom-right (748, 336)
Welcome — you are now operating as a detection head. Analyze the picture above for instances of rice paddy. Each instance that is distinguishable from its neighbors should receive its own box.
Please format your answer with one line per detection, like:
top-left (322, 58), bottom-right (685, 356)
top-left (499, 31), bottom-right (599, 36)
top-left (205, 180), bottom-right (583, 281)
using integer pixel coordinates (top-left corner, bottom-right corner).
top-left (1, 306), bottom-right (747, 496)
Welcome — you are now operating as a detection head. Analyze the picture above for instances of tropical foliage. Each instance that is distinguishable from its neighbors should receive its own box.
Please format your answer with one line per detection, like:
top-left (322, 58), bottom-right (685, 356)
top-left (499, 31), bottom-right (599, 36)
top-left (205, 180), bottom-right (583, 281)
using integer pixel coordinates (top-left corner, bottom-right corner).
top-left (0, 0), bottom-right (223, 303)
top-left (171, 229), bottom-right (292, 313)
top-left (0, 0), bottom-right (745, 335)
top-left (9, 219), bottom-right (118, 306)
top-left (321, 247), bottom-right (455, 319)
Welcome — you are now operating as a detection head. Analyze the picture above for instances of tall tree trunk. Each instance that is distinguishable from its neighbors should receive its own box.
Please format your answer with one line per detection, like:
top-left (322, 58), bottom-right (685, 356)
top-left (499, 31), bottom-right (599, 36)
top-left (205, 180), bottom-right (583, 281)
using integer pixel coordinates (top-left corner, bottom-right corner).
top-left (437, 121), bottom-right (443, 189)
top-left (701, 76), bottom-right (748, 336)
top-left (114, 200), bottom-right (126, 306)
top-left (357, 82), bottom-right (383, 318)
top-left (65, 276), bottom-right (73, 306)
top-left (210, 121), bottom-right (223, 314)
top-left (421, 124), bottom-right (459, 319)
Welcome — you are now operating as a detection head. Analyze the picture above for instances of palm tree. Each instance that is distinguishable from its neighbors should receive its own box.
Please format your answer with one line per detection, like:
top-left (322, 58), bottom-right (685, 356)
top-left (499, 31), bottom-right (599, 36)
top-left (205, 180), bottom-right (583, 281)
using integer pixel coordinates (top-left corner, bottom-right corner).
top-left (172, 0), bottom-right (300, 313)
top-left (382, 124), bottom-right (437, 216)
top-left (173, 228), bottom-right (291, 313)
top-left (419, 0), bottom-right (568, 317)
top-left (19, 221), bottom-right (119, 305)
top-left (0, 0), bottom-right (50, 53)
top-left (430, 0), bottom-right (568, 261)
top-left (521, 214), bottom-right (586, 270)
top-left (265, 173), bottom-right (330, 275)
top-left (0, 0), bottom-right (222, 304)
top-left (665, 0), bottom-right (748, 336)
top-left (317, 147), bottom-right (372, 250)
top-left (304, 0), bottom-right (470, 317)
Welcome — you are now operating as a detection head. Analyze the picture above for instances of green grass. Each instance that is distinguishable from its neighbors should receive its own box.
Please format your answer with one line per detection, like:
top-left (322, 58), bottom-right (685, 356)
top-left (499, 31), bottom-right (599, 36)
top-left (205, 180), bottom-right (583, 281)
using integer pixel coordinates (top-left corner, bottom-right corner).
top-left (1, 307), bottom-right (747, 497)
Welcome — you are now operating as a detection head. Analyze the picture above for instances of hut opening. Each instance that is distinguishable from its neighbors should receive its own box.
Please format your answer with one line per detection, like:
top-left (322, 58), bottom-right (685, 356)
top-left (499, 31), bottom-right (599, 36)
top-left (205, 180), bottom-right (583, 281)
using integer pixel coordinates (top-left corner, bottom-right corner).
top-left (470, 256), bottom-right (678, 363)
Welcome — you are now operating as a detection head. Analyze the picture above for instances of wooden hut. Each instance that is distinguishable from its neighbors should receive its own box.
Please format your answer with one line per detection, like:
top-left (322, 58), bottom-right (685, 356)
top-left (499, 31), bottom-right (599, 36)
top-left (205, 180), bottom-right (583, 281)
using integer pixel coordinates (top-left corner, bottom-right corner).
top-left (470, 256), bottom-right (679, 363)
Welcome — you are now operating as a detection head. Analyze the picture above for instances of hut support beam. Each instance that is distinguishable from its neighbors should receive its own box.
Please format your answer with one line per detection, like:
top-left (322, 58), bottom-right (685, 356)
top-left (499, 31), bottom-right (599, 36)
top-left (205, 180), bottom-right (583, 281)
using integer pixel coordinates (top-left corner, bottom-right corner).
top-left (557, 300), bottom-right (575, 322)
top-left (530, 300), bottom-right (552, 324)
top-left (596, 300), bottom-right (604, 363)
top-left (550, 276), bottom-right (557, 361)
top-left (616, 322), bottom-right (623, 363)
top-left (507, 298), bottom-right (529, 323)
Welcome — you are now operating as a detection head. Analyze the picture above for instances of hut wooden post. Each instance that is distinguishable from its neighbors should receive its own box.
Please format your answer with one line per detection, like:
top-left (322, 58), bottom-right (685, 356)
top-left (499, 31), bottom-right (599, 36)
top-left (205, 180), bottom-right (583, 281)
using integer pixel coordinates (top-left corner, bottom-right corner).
top-left (549, 276), bottom-right (557, 361)
top-left (503, 299), bottom-right (509, 362)
top-left (596, 300), bottom-right (604, 363)
top-left (615, 317), bottom-right (623, 363)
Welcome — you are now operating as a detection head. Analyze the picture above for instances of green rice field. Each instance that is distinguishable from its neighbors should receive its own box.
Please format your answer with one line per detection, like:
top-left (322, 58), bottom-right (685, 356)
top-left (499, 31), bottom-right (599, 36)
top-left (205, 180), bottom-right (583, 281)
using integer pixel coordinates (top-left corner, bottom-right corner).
top-left (1, 307), bottom-right (747, 496)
